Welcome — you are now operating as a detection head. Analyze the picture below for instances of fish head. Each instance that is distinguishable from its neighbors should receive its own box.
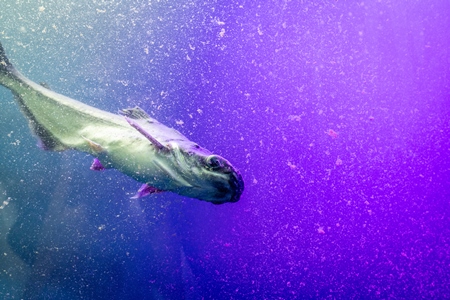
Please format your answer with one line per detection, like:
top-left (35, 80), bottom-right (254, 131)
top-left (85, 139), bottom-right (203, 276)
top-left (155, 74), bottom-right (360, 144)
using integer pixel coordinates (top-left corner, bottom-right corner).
top-left (118, 108), bottom-right (244, 204)
top-left (168, 142), bottom-right (244, 204)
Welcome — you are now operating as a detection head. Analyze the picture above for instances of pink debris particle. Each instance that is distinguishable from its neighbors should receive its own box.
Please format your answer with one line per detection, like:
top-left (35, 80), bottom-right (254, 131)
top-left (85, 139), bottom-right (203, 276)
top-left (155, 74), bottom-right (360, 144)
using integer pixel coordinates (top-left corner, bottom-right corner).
top-left (317, 227), bottom-right (325, 234)
top-left (326, 129), bottom-right (338, 139)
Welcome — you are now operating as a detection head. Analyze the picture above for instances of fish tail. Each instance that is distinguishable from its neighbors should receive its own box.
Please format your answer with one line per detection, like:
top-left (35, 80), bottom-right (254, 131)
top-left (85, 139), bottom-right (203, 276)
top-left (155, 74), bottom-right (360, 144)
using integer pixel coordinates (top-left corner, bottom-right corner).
top-left (0, 41), bottom-right (15, 76)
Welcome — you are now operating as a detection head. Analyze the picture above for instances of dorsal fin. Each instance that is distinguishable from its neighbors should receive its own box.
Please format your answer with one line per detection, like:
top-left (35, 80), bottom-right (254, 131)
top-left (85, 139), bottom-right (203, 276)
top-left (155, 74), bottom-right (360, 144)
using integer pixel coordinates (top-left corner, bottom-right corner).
top-left (39, 82), bottom-right (52, 90)
top-left (119, 106), bottom-right (157, 122)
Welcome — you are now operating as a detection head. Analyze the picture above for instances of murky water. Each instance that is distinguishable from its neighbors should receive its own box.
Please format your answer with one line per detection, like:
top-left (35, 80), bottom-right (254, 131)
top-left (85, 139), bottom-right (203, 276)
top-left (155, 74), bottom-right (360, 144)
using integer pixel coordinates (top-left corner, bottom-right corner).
top-left (0, 1), bottom-right (449, 299)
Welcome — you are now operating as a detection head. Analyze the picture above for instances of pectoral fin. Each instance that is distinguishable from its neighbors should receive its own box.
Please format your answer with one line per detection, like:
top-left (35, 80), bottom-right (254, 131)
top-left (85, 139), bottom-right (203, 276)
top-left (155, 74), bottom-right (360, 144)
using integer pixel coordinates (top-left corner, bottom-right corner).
top-left (90, 158), bottom-right (105, 171)
top-left (131, 183), bottom-right (164, 199)
top-left (120, 107), bottom-right (168, 152)
top-left (82, 136), bottom-right (105, 153)
top-left (123, 116), bottom-right (168, 152)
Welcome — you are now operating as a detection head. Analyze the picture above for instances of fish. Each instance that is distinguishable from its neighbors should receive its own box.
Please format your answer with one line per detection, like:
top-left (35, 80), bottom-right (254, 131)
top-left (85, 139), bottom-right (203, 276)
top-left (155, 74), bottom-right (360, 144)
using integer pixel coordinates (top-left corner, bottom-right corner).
top-left (0, 42), bottom-right (244, 204)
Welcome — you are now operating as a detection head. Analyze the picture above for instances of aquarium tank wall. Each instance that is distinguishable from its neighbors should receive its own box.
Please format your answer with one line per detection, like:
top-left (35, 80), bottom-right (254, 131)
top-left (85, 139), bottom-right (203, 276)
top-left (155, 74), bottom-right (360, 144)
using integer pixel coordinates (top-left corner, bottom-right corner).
top-left (0, 1), bottom-right (449, 299)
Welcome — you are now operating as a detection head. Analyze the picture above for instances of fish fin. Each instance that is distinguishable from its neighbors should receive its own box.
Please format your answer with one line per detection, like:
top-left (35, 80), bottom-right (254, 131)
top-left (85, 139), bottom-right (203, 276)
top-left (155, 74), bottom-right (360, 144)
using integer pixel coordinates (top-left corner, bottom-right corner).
top-left (131, 183), bottom-right (164, 199)
top-left (119, 106), bottom-right (158, 122)
top-left (0, 43), bottom-right (66, 151)
top-left (120, 106), bottom-right (192, 148)
top-left (39, 82), bottom-right (52, 90)
top-left (123, 116), bottom-right (168, 152)
top-left (119, 107), bottom-right (168, 152)
top-left (119, 106), bottom-right (191, 150)
top-left (90, 158), bottom-right (105, 171)
top-left (82, 136), bottom-right (105, 153)
top-left (12, 93), bottom-right (68, 151)
top-left (32, 122), bottom-right (67, 151)
top-left (0, 41), bottom-right (14, 75)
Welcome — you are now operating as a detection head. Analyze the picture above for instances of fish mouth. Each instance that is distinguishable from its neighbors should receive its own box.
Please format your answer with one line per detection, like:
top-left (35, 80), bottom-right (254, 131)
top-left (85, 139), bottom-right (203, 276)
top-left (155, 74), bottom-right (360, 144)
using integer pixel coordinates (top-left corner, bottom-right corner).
top-left (210, 171), bottom-right (244, 204)
top-left (228, 171), bottom-right (244, 203)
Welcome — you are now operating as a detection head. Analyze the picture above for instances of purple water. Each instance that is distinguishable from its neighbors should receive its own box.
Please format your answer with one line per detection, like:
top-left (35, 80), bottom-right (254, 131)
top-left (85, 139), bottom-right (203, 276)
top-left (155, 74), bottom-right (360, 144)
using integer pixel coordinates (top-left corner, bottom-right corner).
top-left (0, 1), bottom-right (449, 299)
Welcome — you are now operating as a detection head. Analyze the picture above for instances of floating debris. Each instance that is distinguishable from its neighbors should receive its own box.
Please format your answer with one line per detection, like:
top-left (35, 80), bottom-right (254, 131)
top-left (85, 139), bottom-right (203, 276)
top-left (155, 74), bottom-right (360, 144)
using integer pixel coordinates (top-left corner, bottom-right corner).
top-left (326, 129), bottom-right (338, 139)
top-left (0, 198), bottom-right (11, 210)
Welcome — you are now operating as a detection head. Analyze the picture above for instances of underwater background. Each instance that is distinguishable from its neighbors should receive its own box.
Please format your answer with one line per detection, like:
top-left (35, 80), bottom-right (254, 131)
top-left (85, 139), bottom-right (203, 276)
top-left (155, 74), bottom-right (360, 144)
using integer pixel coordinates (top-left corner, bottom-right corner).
top-left (0, 1), bottom-right (449, 299)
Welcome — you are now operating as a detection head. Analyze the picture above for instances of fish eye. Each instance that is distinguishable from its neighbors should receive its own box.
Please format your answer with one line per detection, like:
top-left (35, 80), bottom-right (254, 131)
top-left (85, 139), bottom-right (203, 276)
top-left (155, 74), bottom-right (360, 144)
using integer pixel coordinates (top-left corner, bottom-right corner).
top-left (206, 155), bottom-right (224, 170)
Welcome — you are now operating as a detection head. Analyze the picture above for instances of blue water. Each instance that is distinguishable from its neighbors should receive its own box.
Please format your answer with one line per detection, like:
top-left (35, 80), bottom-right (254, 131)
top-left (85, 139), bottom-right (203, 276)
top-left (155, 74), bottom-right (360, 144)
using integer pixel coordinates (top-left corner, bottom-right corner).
top-left (1, 1), bottom-right (449, 299)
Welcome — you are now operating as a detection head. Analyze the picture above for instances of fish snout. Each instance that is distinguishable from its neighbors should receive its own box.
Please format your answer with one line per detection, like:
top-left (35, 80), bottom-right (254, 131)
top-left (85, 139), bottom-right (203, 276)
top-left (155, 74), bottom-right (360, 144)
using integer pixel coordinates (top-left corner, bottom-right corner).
top-left (229, 171), bottom-right (244, 203)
